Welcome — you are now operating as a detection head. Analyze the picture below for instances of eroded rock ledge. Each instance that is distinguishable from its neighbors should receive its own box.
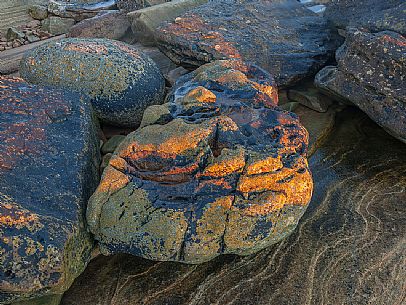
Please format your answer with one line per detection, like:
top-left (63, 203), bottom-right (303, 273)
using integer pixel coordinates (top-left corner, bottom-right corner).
top-left (87, 60), bottom-right (313, 264)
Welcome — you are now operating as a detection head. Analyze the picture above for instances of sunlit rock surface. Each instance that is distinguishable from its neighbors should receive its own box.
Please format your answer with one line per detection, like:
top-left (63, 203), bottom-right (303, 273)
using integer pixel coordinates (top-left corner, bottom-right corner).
top-left (87, 60), bottom-right (313, 263)
top-left (0, 77), bottom-right (100, 304)
top-left (315, 29), bottom-right (406, 143)
top-left (156, 0), bottom-right (338, 86)
top-left (20, 38), bottom-right (165, 127)
top-left (62, 108), bottom-right (406, 305)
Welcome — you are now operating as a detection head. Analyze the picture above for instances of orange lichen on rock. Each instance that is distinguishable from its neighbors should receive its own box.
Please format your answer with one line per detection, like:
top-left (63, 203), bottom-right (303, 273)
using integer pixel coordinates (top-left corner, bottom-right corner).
top-left (87, 60), bottom-right (313, 263)
top-left (199, 147), bottom-right (245, 178)
top-left (183, 86), bottom-right (216, 104)
top-left (64, 42), bottom-right (109, 54)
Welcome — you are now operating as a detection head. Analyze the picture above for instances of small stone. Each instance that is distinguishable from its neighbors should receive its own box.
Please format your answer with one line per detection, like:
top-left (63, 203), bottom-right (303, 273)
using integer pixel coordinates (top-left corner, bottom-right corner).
top-left (26, 34), bottom-right (41, 43)
top-left (101, 135), bottom-right (126, 154)
top-left (42, 17), bottom-right (76, 35)
top-left (12, 41), bottom-right (21, 48)
top-left (0, 46), bottom-right (5, 51)
top-left (6, 27), bottom-right (24, 41)
top-left (29, 5), bottom-right (49, 20)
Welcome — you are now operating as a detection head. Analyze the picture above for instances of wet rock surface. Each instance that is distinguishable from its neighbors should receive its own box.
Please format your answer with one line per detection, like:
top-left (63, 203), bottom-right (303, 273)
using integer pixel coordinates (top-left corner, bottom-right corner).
top-left (62, 108), bottom-right (406, 305)
top-left (325, 0), bottom-right (406, 35)
top-left (86, 60), bottom-right (313, 263)
top-left (0, 77), bottom-right (100, 304)
top-left (20, 38), bottom-right (165, 127)
top-left (315, 29), bottom-right (406, 143)
top-left (156, 0), bottom-right (338, 87)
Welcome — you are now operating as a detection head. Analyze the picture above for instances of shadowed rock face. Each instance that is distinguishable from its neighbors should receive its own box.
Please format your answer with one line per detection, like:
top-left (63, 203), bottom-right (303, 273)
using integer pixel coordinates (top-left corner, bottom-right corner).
top-left (62, 108), bottom-right (406, 305)
top-left (0, 77), bottom-right (100, 304)
top-left (20, 38), bottom-right (165, 127)
top-left (315, 29), bottom-right (406, 143)
top-left (87, 60), bottom-right (313, 263)
top-left (156, 0), bottom-right (338, 87)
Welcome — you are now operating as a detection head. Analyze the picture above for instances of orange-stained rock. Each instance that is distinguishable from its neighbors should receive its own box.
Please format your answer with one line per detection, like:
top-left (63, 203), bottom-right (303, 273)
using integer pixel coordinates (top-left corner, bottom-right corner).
top-left (0, 77), bottom-right (100, 304)
top-left (87, 60), bottom-right (313, 263)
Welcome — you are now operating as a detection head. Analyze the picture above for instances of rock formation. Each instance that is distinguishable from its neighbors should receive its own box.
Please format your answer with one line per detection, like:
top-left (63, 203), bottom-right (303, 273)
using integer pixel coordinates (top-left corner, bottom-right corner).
top-left (315, 29), bottom-right (406, 143)
top-left (87, 60), bottom-right (313, 263)
top-left (20, 38), bottom-right (165, 127)
top-left (0, 77), bottom-right (100, 304)
top-left (325, 0), bottom-right (406, 35)
top-left (156, 0), bottom-right (339, 86)
top-left (61, 108), bottom-right (406, 305)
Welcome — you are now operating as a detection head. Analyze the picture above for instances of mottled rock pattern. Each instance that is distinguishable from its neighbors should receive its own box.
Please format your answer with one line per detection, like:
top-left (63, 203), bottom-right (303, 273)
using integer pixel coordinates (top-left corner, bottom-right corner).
top-left (20, 38), bottom-right (165, 127)
top-left (128, 0), bottom-right (208, 46)
top-left (0, 0), bottom-right (48, 32)
top-left (67, 10), bottom-right (131, 40)
top-left (47, 0), bottom-right (117, 22)
top-left (315, 29), bottom-right (406, 143)
top-left (0, 77), bottom-right (100, 304)
top-left (87, 60), bottom-right (313, 263)
top-left (28, 5), bottom-right (48, 20)
top-left (101, 135), bottom-right (126, 154)
top-left (325, 0), bottom-right (406, 35)
top-left (62, 108), bottom-right (406, 305)
top-left (117, 0), bottom-right (169, 11)
top-left (156, 0), bottom-right (338, 86)
top-left (41, 16), bottom-right (76, 35)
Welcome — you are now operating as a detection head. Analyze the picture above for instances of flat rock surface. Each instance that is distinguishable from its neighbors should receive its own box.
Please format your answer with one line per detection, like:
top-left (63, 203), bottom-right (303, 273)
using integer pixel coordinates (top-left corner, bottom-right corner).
top-left (315, 29), bottom-right (406, 143)
top-left (0, 77), bottom-right (100, 304)
top-left (156, 0), bottom-right (338, 87)
top-left (62, 108), bottom-right (406, 305)
top-left (87, 60), bottom-right (313, 263)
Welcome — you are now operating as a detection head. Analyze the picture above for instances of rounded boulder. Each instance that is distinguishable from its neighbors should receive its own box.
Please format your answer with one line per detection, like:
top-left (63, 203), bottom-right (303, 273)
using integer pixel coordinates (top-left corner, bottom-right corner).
top-left (20, 38), bottom-right (165, 127)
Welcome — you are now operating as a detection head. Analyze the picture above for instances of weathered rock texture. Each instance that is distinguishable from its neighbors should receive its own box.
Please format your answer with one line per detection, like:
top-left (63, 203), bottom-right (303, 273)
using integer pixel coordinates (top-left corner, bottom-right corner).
top-left (0, 77), bottom-right (100, 304)
top-left (67, 10), bottom-right (131, 40)
top-left (156, 0), bottom-right (338, 86)
top-left (0, 0), bottom-right (48, 32)
top-left (20, 38), bottom-right (165, 127)
top-left (87, 60), bottom-right (313, 263)
top-left (315, 29), bottom-right (406, 143)
top-left (128, 0), bottom-right (208, 46)
top-left (325, 0), bottom-right (406, 35)
top-left (62, 108), bottom-right (406, 305)
top-left (117, 0), bottom-right (169, 11)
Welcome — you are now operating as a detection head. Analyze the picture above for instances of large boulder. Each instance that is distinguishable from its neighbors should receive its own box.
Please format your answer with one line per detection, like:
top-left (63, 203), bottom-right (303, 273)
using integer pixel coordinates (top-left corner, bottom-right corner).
top-left (0, 77), bottom-right (100, 304)
top-left (315, 29), bottom-right (406, 143)
top-left (325, 0), bottom-right (406, 35)
top-left (87, 60), bottom-right (313, 264)
top-left (61, 108), bottom-right (406, 305)
top-left (156, 0), bottom-right (339, 87)
top-left (20, 38), bottom-right (165, 127)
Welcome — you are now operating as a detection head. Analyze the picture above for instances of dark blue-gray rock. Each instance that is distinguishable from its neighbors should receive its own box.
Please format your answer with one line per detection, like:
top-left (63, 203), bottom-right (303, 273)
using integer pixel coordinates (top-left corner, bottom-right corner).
top-left (20, 38), bottom-right (166, 127)
top-left (315, 29), bottom-right (406, 143)
top-left (156, 0), bottom-right (339, 87)
top-left (325, 0), bottom-right (406, 35)
top-left (0, 77), bottom-right (100, 304)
